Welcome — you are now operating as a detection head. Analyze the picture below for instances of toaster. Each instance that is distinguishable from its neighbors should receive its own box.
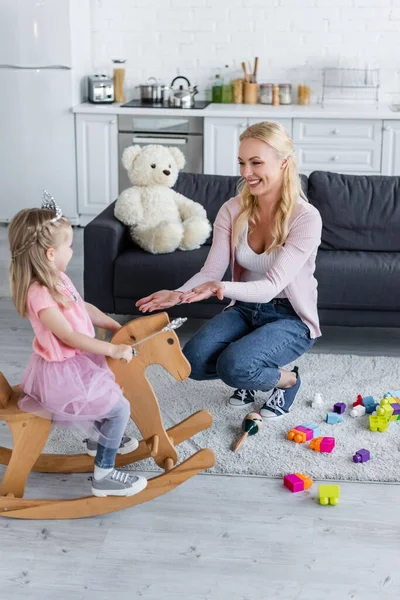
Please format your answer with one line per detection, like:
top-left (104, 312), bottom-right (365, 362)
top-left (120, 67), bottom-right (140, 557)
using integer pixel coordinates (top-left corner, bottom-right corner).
top-left (88, 74), bottom-right (114, 103)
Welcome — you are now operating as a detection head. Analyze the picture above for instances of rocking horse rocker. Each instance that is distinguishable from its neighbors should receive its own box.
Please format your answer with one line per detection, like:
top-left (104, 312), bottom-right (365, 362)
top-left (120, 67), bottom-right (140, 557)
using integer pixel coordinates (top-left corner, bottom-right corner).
top-left (0, 313), bottom-right (215, 520)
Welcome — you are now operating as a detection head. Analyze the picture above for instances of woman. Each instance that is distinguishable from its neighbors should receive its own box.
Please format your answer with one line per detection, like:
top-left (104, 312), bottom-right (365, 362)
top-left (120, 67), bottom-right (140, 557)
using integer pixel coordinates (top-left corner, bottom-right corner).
top-left (136, 121), bottom-right (322, 418)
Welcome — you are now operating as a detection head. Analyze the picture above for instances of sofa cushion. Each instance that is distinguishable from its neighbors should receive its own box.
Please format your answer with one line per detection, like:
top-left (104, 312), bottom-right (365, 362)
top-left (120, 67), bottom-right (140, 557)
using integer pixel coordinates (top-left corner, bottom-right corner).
top-left (308, 171), bottom-right (400, 251)
top-left (316, 250), bottom-right (400, 310)
top-left (114, 244), bottom-right (231, 299)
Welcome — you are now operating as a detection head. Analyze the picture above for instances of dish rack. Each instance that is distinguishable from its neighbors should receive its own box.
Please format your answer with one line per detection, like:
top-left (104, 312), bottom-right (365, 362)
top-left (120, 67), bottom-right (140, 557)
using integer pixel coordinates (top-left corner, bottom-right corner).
top-left (321, 68), bottom-right (380, 108)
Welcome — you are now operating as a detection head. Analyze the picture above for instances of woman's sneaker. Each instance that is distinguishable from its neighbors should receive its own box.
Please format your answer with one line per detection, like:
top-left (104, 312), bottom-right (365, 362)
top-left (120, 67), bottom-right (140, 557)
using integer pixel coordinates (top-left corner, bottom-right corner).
top-left (229, 388), bottom-right (256, 407)
top-left (260, 368), bottom-right (301, 418)
top-left (91, 469), bottom-right (147, 497)
top-left (84, 435), bottom-right (139, 457)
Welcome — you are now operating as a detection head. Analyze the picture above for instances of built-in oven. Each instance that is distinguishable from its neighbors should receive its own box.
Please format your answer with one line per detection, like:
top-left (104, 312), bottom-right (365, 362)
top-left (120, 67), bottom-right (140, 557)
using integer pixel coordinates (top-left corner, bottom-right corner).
top-left (118, 115), bottom-right (203, 193)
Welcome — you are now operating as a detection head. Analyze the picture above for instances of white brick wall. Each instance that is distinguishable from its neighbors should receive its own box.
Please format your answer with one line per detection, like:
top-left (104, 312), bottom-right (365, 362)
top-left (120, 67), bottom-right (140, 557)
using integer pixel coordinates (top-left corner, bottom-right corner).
top-left (90, 0), bottom-right (400, 103)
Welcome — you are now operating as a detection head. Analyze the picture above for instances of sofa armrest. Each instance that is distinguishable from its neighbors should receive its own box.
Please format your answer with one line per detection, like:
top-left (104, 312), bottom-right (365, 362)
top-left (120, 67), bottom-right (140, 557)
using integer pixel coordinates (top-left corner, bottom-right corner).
top-left (83, 202), bottom-right (127, 313)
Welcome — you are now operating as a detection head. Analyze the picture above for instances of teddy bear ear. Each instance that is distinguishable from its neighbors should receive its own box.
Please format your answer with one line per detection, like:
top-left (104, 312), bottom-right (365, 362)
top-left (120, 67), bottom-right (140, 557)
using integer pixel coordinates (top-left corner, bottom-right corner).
top-left (168, 147), bottom-right (185, 170)
top-left (122, 145), bottom-right (142, 171)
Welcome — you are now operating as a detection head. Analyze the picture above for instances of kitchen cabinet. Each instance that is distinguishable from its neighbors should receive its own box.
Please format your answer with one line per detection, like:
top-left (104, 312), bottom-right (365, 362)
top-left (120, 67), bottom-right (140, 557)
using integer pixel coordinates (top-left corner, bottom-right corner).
top-left (381, 121), bottom-right (400, 175)
top-left (204, 117), bottom-right (292, 176)
top-left (75, 113), bottom-right (118, 224)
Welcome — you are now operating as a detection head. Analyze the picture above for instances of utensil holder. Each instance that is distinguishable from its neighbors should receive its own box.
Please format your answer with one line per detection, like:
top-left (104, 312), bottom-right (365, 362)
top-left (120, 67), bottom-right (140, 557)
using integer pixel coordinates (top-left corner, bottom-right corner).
top-left (244, 82), bottom-right (258, 104)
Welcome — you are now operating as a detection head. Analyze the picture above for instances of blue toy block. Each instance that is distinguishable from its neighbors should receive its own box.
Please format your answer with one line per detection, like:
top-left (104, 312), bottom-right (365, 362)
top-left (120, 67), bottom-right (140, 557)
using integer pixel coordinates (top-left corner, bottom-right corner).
top-left (365, 403), bottom-right (378, 414)
top-left (326, 412), bottom-right (343, 424)
top-left (302, 423), bottom-right (321, 438)
top-left (362, 395), bottom-right (375, 407)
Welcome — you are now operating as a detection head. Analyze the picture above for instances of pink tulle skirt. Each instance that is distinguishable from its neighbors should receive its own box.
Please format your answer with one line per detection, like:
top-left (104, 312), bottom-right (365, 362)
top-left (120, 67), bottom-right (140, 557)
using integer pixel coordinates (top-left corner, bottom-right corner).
top-left (20, 352), bottom-right (126, 440)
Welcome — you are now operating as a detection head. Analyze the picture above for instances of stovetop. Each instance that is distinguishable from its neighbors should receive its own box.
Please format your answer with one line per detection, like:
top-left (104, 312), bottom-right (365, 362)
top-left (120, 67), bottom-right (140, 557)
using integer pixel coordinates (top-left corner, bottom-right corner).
top-left (121, 99), bottom-right (210, 109)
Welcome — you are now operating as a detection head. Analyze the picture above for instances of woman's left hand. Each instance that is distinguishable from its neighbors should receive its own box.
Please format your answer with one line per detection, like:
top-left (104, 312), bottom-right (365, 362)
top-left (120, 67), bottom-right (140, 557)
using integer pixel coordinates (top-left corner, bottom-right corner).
top-left (180, 281), bottom-right (225, 303)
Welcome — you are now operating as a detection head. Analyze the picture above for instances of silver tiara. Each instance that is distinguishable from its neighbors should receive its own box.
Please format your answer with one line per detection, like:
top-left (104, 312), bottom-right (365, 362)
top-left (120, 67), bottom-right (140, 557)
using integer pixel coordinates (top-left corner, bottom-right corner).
top-left (42, 190), bottom-right (63, 222)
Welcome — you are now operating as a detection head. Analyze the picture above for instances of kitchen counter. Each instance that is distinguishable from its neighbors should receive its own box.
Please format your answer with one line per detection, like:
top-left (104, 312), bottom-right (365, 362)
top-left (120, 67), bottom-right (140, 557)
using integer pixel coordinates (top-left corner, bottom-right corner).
top-left (72, 101), bottom-right (400, 119)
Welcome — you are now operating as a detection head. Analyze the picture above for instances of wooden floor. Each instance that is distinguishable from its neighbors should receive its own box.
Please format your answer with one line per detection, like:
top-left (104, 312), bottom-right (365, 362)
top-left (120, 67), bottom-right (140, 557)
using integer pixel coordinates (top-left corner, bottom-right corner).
top-left (1, 225), bottom-right (400, 600)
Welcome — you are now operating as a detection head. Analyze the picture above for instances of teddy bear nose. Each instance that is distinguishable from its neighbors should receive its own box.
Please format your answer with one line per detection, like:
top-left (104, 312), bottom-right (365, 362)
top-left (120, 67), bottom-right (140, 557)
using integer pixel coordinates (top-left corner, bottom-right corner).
top-left (163, 169), bottom-right (171, 176)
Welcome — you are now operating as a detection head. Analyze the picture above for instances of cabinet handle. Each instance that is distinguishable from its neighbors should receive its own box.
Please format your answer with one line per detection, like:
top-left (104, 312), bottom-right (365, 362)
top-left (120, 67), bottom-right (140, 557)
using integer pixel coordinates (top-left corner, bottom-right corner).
top-left (331, 129), bottom-right (339, 135)
top-left (330, 155), bottom-right (339, 161)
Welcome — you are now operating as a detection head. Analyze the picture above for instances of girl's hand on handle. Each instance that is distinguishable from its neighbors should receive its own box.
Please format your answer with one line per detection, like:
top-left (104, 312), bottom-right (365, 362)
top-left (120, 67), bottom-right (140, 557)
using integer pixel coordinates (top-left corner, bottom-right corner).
top-left (180, 281), bottom-right (225, 303)
top-left (136, 290), bottom-right (183, 313)
top-left (109, 344), bottom-right (133, 363)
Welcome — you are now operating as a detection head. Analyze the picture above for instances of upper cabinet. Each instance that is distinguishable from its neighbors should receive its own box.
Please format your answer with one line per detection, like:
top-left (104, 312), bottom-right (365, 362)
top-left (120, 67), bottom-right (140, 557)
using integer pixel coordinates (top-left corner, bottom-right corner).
top-left (381, 121), bottom-right (400, 176)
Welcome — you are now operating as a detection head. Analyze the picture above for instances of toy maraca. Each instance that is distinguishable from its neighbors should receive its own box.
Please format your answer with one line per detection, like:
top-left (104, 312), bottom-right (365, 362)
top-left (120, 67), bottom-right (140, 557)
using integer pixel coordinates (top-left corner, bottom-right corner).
top-left (232, 412), bottom-right (263, 452)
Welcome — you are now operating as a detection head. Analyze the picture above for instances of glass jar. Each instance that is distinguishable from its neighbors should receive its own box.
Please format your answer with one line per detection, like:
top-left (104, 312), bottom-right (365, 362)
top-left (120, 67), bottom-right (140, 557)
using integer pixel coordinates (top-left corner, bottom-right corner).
top-left (278, 83), bottom-right (292, 105)
top-left (259, 83), bottom-right (273, 104)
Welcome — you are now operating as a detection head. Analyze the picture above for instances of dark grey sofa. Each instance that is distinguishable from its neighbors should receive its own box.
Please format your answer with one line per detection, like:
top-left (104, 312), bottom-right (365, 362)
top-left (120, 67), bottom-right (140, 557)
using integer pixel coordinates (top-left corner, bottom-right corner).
top-left (84, 171), bottom-right (400, 327)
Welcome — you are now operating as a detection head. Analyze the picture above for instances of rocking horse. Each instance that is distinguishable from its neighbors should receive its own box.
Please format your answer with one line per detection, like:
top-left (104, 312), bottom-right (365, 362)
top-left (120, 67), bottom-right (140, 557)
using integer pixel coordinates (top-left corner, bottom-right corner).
top-left (0, 312), bottom-right (215, 520)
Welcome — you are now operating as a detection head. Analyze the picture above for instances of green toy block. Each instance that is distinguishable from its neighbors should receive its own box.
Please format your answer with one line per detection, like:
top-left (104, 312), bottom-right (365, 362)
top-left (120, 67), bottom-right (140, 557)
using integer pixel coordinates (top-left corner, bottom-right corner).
top-left (369, 415), bottom-right (389, 432)
top-left (319, 484), bottom-right (340, 506)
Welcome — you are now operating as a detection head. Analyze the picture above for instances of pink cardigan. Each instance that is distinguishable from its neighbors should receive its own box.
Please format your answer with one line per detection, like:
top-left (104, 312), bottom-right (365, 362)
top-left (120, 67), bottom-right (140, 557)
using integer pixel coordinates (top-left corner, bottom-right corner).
top-left (177, 195), bottom-right (323, 339)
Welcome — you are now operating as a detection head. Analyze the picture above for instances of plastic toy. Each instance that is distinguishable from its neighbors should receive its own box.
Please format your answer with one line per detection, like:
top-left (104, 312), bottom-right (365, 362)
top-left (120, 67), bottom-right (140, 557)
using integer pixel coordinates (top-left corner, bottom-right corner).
top-left (350, 405), bottom-right (366, 418)
top-left (302, 423), bottom-right (320, 438)
top-left (365, 403), bottom-right (379, 414)
top-left (0, 314), bottom-right (215, 520)
top-left (353, 394), bottom-right (363, 407)
top-left (311, 392), bottom-right (323, 407)
top-left (369, 415), bottom-right (389, 432)
top-left (284, 473), bottom-right (313, 493)
top-left (309, 436), bottom-right (335, 453)
top-left (319, 484), bottom-right (340, 505)
top-left (326, 412), bottom-right (343, 424)
top-left (232, 412), bottom-right (263, 452)
top-left (353, 449), bottom-right (370, 463)
top-left (287, 424), bottom-right (317, 443)
top-left (333, 402), bottom-right (346, 414)
top-left (376, 404), bottom-right (394, 419)
top-left (362, 395), bottom-right (375, 407)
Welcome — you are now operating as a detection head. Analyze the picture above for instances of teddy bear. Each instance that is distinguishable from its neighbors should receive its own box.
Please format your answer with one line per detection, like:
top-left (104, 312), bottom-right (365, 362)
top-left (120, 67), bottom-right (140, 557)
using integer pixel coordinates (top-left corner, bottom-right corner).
top-left (114, 144), bottom-right (211, 254)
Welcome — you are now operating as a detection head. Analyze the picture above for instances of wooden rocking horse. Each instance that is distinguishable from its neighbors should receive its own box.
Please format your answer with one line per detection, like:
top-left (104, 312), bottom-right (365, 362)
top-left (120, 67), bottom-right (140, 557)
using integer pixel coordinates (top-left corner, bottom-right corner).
top-left (0, 312), bottom-right (215, 520)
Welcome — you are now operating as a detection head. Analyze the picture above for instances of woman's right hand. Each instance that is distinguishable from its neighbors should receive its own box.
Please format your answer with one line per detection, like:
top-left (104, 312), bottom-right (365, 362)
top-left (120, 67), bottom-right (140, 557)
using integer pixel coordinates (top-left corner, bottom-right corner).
top-left (135, 290), bottom-right (182, 313)
top-left (109, 343), bottom-right (133, 363)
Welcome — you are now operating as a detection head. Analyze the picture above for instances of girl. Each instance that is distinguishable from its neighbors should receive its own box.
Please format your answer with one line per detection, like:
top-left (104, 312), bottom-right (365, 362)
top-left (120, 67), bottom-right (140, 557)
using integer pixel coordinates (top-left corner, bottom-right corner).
top-left (136, 122), bottom-right (322, 418)
top-left (8, 195), bottom-right (147, 497)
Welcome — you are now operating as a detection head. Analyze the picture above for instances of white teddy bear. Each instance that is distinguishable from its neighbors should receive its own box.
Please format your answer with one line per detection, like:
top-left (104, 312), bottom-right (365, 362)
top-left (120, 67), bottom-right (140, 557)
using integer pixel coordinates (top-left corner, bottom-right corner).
top-left (114, 144), bottom-right (211, 254)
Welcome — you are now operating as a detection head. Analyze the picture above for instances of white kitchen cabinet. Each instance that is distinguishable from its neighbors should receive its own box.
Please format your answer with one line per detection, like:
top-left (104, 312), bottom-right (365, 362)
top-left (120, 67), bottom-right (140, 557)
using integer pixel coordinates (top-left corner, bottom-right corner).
top-left (75, 113), bottom-right (118, 224)
top-left (381, 121), bottom-right (400, 175)
top-left (204, 117), bottom-right (292, 176)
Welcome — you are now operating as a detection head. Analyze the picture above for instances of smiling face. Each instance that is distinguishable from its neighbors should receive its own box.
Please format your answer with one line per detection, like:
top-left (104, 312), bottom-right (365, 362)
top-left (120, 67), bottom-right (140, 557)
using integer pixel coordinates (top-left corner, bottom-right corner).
top-left (238, 137), bottom-right (287, 199)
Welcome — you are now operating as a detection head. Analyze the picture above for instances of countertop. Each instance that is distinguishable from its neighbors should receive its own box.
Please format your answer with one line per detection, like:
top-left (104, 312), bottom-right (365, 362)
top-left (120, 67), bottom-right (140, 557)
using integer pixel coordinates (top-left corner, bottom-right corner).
top-left (72, 102), bottom-right (400, 119)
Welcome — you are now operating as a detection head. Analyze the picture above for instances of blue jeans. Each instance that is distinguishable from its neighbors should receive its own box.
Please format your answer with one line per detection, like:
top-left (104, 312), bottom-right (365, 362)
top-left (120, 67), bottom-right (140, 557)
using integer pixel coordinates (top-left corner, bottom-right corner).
top-left (94, 399), bottom-right (130, 468)
top-left (183, 299), bottom-right (316, 391)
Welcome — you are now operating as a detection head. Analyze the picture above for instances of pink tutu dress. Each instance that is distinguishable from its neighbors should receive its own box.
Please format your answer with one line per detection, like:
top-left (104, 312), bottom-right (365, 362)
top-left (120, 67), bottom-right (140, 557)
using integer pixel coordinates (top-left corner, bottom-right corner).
top-left (20, 273), bottom-right (129, 444)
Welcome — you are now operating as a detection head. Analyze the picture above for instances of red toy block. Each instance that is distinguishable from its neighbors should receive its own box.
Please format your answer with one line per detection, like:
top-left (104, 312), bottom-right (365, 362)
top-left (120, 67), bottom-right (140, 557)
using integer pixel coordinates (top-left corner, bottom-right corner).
top-left (284, 473), bottom-right (313, 493)
top-left (353, 394), bottom-right (363, 407)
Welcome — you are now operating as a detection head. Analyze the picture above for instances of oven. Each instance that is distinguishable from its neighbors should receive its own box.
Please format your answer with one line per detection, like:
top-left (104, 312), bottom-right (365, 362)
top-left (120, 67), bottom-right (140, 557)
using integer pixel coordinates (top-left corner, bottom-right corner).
top-left (118, 115), bottom-right (203, 193)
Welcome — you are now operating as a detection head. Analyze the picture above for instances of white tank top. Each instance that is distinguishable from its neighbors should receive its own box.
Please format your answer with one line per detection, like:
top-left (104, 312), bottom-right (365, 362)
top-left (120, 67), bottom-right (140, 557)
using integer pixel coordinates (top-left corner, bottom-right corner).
top-left (235, 221), bottom-right (286, 299)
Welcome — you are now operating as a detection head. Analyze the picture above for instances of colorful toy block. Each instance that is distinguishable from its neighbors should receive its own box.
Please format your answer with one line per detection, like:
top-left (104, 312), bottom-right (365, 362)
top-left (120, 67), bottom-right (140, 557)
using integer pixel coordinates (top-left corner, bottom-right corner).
top-left (365, 403), bottom-right (379, 414)
top-left (386, 390), bottom-right (400, 399)
top-left (369, 415), bottom-right (389, 432)
top-left (390, 404), bottom-right (400, 420)
top-left (353, 394), bottom-right (363, 407)
top-left (302, 423), bottom-right (321, 438)
top-left (353, 448), bottom-right (370, 463)
top-left (350, 405), bottom-right (366, 418)
top-left (287, 424), bottom-right (317, 443)
top-left (333, 402), bottom-right (346, 414)
top-left (309, 436), bottom-right (335, 453)
top-left (311, 393), bottom-right (323, 407)
top-left (326, 412), bottom-right (343, 424)
top-left (376, 404), bottom-right (394, 419)
top-left (319, 484), bottom-right (340, 505)
top-left (362, 395), bottom-right (375, 407)
top-left (283, 473), bottom-right (313, 493)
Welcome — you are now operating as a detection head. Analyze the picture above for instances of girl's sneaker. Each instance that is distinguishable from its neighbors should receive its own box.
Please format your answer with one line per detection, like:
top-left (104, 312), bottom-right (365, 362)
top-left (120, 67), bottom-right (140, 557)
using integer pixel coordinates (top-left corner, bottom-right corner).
top-left (228, 388), bottom-right (256, 407)
top-left (91, 470), bottom-right (147, 497)
top-left (260, 368), bottom-right (301, 419)
top-left (84, 435), bottom-right (139, 457)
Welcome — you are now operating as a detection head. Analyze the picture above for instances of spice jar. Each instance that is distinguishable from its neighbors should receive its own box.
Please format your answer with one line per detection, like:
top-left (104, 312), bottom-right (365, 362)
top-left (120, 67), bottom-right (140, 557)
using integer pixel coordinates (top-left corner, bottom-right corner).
top-left (259, 83), bottom-right (273, 104)
top-left (278, 83), bottom-right (292, 105)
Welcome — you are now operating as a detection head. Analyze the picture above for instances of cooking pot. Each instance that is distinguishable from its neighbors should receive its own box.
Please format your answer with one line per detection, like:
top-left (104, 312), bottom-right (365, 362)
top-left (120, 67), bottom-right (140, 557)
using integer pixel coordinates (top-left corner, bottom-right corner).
top-left (168, 76), bottom-right (198, 108)
top-left (137, 77), bottom-right (169, 104)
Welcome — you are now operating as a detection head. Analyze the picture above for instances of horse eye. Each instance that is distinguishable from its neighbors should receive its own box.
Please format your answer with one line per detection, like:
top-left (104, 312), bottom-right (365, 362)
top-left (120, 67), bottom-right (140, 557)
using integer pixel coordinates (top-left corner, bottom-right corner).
top-left (167, 338), bottom-right (174, 345)
top-left (151, 164), bottom-right (156, 169)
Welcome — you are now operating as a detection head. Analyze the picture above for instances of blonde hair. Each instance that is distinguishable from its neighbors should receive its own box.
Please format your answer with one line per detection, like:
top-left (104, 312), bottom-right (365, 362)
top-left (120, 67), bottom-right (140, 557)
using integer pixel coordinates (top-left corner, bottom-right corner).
top-left (8, 208), bottom-right (72, 317)
top-left (234, 121), bottom-right (307, 252)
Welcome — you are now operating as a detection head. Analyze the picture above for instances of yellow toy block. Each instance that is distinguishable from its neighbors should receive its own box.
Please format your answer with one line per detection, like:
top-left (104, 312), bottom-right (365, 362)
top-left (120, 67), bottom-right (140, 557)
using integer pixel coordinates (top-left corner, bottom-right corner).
top-left (319, 484), bottom-right (340, 506)
top-left (376, 404), bottom-right (394, 419)
top-left (369, 415), bottom-right (389, 432)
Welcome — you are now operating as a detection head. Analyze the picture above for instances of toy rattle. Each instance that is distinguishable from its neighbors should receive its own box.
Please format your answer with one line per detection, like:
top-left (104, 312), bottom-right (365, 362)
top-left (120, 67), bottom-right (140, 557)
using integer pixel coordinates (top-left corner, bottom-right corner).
top-left (232, 412), bottom-right (263, 452)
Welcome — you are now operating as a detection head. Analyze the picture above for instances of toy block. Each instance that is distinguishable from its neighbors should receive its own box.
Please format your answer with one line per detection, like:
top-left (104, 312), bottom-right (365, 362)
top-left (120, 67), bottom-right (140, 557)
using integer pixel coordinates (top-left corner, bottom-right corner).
top-left (369, 415), bottom-right (389, 432)
top-left (333, 402), bottom-right (346, 414)
top-left (387, 390), bottom-right (400, 399)
top-left (365, 403), bottom-right (378, 414)
top-left (319, 484), bottom-right (340, 506)
top-left (287, 424), bottom-right (315, 443)
top-left (353, 394), bottom-right (363, 407)
top-left (353, 448), bottom-right (370, 463)
top-left (391, 404), bottom-right (400, 414)
top-left (350, 405), bottom-right (366, 418)
top-left (311, 393), bottom-right (323, 407)
top-left (326, 412), bottom-right (343, 424)
top-left (376, 404), bottom-right (394, 419)
top-left (310, 436), bottom-right (335, 453)
top-left (284, 472), bottom-right (313, 493)
top-left (362, 395), bottom-right (375, 407)
top-left (302, 423), bottom-right (321, 438)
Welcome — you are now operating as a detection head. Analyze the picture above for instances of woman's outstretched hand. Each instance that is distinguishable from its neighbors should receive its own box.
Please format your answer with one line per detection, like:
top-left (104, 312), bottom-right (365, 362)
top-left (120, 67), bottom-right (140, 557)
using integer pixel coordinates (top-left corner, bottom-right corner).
top-left (180, 281), bottom-right (225, 303)
top-left (136, 290), bottom-right (183, 313)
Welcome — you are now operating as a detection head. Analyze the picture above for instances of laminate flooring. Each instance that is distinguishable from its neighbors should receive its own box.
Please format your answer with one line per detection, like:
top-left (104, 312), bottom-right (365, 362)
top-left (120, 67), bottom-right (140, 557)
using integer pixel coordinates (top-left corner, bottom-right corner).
top-left (0, 225), bottom-right (399, 600)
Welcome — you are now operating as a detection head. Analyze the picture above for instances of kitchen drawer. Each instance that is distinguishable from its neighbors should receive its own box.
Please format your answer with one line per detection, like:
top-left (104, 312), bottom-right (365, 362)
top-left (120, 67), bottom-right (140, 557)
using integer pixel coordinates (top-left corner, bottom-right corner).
top-left (296, 145), bottom-right (381, 173)
top-left (293, 119), bottom-right (382, 146)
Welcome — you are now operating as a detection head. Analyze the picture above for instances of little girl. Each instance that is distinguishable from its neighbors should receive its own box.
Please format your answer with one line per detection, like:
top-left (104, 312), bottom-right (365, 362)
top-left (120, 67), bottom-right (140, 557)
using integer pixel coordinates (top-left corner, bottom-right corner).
top-left (8, 194), bottom-right (147, 498)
